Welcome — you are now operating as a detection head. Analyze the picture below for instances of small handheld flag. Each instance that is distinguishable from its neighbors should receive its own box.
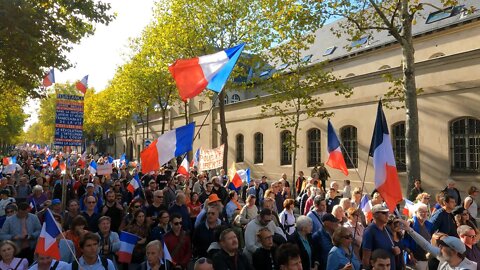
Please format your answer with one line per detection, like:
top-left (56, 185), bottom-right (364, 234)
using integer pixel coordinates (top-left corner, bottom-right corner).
top-left (43, 69), bottom-right (55, 87)
top-left (117, 231), bottom-right (140, 263)
top-left (169, 43), bottom-right (245, 101)
top-left (326, 120), bottom-right (349, 175)
top-left (177, 156), bottom-right (189, 177)
top-left (76, 75), bottom-right (89, 94)
top-left (228, 162), bottom-right (242, 188)
top-left (35, 209), bottom-right (61, 259)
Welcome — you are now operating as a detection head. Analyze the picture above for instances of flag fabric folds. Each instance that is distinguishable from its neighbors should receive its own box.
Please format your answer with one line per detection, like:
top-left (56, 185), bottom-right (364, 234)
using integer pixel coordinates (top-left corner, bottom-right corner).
top-left (177, 156), bottom-right (189, 177)
top-left (360, 194), bottom-right (373, 222)
top-left (403, 198), bottom-right (415, 216)
top-left (237, 168), bottom-right (251, 184)
top-left (76, 75), bottom-right (89, 94)
top-left (369, 100), bottom-right (403, 212)
top-left (35, 209), bottom-right (61, 260)
top-left (140, 123), bottom-right (195, 174)
top-left (190, 148), bottom-right (200, 168)
top-left (326, 120), bottom-right (349, 175)
top-left (169, 43), bottom-right (245, 101)
top-left (127, 173), bottom-right (141, 194)
top-left (43, 69), bottom-right (55, 87)
top-left (88, 160), bottom-right (98, 175)
top-left (117, 231), bottom-right (140, 263)
top-left (228, 162), bottom-right (242, 188)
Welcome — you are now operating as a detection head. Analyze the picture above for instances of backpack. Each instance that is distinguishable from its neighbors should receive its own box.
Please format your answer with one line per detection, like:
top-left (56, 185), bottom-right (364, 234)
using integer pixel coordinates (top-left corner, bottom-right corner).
top-left (72, 257), bottom-right (108, 270)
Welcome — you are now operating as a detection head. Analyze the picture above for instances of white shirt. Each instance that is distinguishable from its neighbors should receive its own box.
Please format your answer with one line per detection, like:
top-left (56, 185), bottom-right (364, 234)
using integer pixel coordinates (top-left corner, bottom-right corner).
top-left (464, 196), bottom-right (478, 218)
top-left (29, 260), bottom-right (69, 270)
top-left (438, 258), bottom-right (477, 270)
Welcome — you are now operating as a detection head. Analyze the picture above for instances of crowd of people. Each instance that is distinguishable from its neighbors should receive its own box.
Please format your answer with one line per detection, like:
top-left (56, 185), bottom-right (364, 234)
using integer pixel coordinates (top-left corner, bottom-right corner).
top-left (0, 148), bottom-right (478, 270)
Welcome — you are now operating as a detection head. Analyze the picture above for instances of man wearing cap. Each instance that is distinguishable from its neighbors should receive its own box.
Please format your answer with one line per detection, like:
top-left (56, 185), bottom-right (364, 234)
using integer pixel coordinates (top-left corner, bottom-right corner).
top-left (312, 213), bottom-right (339, 270)
top-left (437, 236), bottom-right (477, 270)
top-left (457, 225), bottom-right (480, 269)
top-left (194, 194), bottom-right (223, 228)
top-left (79, 182), bottom-right (103, 214)
top-left (361, 204), bottom-right (399, 270)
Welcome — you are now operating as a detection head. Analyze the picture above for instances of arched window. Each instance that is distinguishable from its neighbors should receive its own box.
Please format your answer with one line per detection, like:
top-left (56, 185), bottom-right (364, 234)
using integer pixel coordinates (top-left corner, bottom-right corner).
top-left (392, 122), bottom-right (406, 172)
top-left (451, 117), bottom-right (480, 172)
top-left (254, 132), bottom-right (263, 164)
top-left (236, 134), bottom-right (244, 162)
top-left (340, 126), bottom-right (358, 168)
top-left (280, 130), bottom-right (292, 165)
top-left (231, 94), bottom-right (241, 103)
top-left (307, 128), bottom-right (321, 167)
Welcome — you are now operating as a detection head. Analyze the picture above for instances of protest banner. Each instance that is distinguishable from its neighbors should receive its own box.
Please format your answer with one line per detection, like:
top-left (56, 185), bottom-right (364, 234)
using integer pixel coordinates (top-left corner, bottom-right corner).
top-left (199, 144), bottom-right (224, 171)
top-left (97, 164), bottom-right (113, 175)
top-left (54, 94), bottom-right (84, 146)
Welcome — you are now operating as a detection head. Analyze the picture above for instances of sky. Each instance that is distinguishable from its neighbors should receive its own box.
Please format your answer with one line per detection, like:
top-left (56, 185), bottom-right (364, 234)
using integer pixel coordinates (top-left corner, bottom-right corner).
top-left (23, 0), bottom-right (156, 131)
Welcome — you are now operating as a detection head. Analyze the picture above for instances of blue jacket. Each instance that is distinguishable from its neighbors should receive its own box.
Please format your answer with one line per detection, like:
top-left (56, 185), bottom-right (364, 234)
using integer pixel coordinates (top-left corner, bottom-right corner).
top-left (0, 213), bottom-right (41, 249)
top-left (312, 228), bottom-right (334, 270)
top-left (403, 216), bottom-right (433, 256)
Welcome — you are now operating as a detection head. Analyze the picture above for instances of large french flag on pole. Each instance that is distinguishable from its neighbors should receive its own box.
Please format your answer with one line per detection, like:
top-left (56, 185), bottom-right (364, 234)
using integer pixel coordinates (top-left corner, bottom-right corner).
top-left (76, 75), bottom-right (88, 94)
top-left (369, 100), bottom-right (402, 212)
top-left (117, 231), bottom-right (140, 263)
top-left (35, 209), bottom-right (61, 259)
top-left (326, 120), bottom-right (349, 175)
top-left (169, 43), bottom-right (245, 101)
top-left (140, 123), bottom-right (195, 174)
top-left (42, 69), bottom-right (55, 87)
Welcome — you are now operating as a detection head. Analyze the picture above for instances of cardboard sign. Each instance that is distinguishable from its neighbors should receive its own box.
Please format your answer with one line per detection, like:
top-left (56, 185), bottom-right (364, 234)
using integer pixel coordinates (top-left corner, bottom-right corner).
top-left (96, 163), bottom-right (113, 175)
top-left (199, 144), bottom-right (224, 171)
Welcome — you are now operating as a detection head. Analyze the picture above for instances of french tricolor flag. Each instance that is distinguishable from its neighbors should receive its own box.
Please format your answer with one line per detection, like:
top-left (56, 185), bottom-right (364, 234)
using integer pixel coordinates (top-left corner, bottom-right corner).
top-left (177, 156), bottom-right (189, 177)
top-left (403, 198), bottom-right (415, 216)
top-left (88, 160), bottom-right (97, 175)
top-left (76, 75), bottom-right (88, 94)
top-left (117, 231), bottom-right (140, 263)
top-left (228, 162), bottom-right (242, 189)
top-left (190, 148), bottom-right (200, 168)
top-left (169, 43), bottom-right (245, 101)
top-left (360, 194), bottom-right (373, 222)
top-left (369, 101), bottom-right (402, 212)
top-left (43, 69), bottom-right (55, 87)
top-left (127, 173), bottom-right (141, 194)
top-left (35, 209), bottom-right (61, 259)
top-left (140, 123), bottom-right (195, 174)
top-left (326, 120), bottom-right (349, 175)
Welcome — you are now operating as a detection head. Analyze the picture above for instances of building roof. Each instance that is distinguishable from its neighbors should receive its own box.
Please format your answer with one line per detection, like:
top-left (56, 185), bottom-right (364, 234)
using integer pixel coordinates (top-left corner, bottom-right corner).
top-left (258, 0), bottom-right (480, 74)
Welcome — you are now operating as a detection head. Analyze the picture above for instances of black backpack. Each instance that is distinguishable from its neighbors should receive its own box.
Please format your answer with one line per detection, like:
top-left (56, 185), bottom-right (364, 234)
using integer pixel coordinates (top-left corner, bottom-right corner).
top-left (71, 257), bottom-right (109, 270)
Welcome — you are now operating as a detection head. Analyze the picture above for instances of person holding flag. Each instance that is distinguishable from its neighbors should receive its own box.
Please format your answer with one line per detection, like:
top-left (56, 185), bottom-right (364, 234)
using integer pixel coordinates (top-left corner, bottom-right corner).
top-left (138, 240), bottom-right (173, 270)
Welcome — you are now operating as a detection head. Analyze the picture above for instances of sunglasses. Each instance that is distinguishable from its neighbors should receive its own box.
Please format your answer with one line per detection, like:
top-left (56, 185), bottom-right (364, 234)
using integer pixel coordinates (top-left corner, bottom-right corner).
top-left (342, 234), bottom-right (353, 239)
top-left (173, 221), bottom-right (182, 226)
top-left (161, 215), bottom-right (169, 219)
top-left (156, 196), bottom-right (164, 199)
top-left (87, 201), bottom-right (96, 204)
top-left (463, 234), bottom-right (476, 239)
top-left (5, 210), bottom-right (13, 214)
top-left (207, 212), bottom-right (216, 215)
top-left (196, 257), bottom-right (212, 265)
top-left (133, 205), bottom-right (141, 208)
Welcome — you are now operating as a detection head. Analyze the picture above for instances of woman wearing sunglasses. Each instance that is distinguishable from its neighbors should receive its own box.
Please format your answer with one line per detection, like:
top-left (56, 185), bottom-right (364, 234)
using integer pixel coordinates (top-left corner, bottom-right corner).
top-left (327, 226), bottom-right (361, 270)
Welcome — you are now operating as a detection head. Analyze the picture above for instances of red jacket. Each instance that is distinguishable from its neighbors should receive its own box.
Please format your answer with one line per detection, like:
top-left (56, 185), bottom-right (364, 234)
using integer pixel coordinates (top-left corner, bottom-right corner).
top-left (164, 230), bottom-right (192, 268)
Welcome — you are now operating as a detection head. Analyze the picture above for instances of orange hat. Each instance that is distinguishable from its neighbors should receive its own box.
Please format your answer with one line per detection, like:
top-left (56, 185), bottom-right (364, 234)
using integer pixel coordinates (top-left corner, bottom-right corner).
top-left (208, 194), bottom-right (221, 204)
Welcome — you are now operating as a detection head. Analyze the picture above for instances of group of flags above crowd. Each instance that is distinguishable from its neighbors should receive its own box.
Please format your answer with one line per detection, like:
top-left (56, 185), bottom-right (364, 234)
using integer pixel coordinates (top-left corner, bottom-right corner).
top-left (42, 68), bottom-right (88, 94)
top-left (38, 42), bottom-right (403, 212)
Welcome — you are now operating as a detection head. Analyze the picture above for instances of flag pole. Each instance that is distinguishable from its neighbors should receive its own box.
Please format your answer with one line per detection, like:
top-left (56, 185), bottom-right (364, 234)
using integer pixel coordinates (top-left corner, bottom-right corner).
top-left (339, 143), bottom-right (369, 194)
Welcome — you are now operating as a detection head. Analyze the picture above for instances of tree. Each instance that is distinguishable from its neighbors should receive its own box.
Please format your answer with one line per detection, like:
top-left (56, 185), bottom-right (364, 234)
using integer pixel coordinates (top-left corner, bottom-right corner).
top-left (260, 1), bottom-right (351, 195)
top-left (151, 0), bottom-right (281, 170)
top-left (323, 0), bottom-right (472, 191)
top-left (0, 0), bottom-right (113, 97)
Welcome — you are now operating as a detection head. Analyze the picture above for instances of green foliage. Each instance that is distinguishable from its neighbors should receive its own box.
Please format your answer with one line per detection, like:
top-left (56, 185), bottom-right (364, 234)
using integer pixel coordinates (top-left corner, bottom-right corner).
top-left (0, 0), bottom-right (114, 97)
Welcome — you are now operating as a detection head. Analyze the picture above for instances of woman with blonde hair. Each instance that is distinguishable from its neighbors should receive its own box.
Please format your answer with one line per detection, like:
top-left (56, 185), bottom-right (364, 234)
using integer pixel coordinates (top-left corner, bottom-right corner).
top-left (332, 205), bottom-right (347, 225)
top-left (343, 207), bottom-right (364, 257)
top-left (0, 240), bottom-right (28, 270)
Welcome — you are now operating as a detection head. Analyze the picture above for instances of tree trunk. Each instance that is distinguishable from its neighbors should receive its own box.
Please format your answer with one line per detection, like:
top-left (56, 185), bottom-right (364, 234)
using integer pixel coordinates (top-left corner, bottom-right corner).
top-left (146, 107), bottom-right (149, 140)
top-left (219, 91), bottom-right (229, 171)
top-left (161, 108), bottom-right (166, 134)
top-left (184, 100), bottom-right (189, 125)
top-left (402, 14), bottom-right (421, 193)
top-left (292, 111), bottom-right (300, 197)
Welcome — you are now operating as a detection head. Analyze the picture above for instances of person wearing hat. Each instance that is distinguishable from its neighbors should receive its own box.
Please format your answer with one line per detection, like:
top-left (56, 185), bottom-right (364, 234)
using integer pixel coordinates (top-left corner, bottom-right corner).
top-left (79, 182), bottom-right (103, 214)
top-left (361, 204), bottom-right (399, 270)
top-left (311, 213), bottom-right (339, 270)
top-left (0, 189), bottom-right (15, 216)
top-left (400, 219), bottom-right (477, 270)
